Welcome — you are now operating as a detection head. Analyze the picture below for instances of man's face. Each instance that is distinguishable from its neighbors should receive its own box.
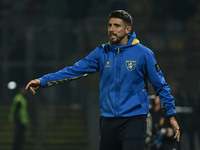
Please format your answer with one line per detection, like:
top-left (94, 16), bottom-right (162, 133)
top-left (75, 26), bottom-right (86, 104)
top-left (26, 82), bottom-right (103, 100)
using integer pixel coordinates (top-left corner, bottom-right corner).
top-left (108, 17), bottom-right (131, 45)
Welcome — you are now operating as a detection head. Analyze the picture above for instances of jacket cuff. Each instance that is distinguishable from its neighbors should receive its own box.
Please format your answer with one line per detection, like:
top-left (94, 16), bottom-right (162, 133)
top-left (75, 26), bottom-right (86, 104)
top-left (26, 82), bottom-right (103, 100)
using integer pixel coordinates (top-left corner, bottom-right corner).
top-left (38, 77), bottom-right (46, 87)
top-left (168, 113), bottom-right (177, 119)
top-left (166, 108), bottom-right (176, 116)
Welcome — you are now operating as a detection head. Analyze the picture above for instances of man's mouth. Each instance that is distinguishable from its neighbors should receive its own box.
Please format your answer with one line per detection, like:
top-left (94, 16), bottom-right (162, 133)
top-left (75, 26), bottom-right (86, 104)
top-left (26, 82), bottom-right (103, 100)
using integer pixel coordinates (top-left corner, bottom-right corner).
top-left (110, 33), bottom-right (117, 38)
top-left (109, 31), bottom-right (116, 35)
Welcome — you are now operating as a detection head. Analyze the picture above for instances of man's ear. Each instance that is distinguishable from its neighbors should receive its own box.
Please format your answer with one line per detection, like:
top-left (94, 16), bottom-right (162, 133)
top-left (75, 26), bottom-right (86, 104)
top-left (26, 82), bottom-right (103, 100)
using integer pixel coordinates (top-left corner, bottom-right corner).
top-left (126, 26), bottom-right (132, 34)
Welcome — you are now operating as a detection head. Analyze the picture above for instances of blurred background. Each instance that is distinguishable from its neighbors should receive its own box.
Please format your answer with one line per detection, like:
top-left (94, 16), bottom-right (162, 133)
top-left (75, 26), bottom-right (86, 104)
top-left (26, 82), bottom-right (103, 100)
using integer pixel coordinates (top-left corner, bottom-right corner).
top-left (0, 0), bottom-right (200, 150)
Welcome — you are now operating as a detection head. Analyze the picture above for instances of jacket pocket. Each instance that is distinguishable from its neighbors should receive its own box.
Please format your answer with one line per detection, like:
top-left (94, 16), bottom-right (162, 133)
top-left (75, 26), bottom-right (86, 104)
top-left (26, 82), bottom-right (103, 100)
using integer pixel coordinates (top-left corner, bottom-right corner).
top-left (120, 92), bottom-right (142, 115)
top-left (99, 91), bottom-right (110, 115)
top-left (137, 89), bottom-right (148, 104)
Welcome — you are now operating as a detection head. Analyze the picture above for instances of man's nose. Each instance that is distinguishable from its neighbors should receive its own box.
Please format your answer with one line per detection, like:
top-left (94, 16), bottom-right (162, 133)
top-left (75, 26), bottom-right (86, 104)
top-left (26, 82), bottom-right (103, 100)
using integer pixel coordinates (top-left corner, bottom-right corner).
top-left (109, 25), bottom-right (114, 32)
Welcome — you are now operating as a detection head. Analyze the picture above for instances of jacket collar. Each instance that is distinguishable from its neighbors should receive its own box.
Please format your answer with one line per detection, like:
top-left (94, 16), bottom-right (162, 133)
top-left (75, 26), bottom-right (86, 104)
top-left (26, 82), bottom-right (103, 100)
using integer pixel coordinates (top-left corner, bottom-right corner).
top-left (108, 31), bottom-right (140, 52)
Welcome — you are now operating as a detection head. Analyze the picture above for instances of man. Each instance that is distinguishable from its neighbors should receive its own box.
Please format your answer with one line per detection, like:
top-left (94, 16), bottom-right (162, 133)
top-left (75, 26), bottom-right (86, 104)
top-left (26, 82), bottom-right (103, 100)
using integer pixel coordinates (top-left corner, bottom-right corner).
top-left (25, 10), bottom-right (180, 150)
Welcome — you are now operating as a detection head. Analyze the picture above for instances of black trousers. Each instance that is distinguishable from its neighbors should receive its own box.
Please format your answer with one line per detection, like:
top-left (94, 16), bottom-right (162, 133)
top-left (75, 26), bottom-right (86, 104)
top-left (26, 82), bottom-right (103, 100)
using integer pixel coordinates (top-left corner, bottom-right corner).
top-left (13, 123), bottom-right (26, 150)
top-left (99, 115), bottom-right (147, 150)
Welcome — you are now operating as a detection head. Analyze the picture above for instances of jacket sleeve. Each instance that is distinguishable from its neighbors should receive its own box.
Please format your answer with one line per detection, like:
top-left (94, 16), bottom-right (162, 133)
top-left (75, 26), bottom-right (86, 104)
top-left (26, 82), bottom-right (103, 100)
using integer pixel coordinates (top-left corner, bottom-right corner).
top-left (144, 49), bottom-right (176, 116)
top-left (39, 47), bottom-right (100, 87)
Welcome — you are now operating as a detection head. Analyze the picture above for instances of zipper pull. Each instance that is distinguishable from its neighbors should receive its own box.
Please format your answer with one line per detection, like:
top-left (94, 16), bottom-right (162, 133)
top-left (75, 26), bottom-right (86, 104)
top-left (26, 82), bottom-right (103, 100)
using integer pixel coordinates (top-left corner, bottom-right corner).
top-left (117, 48), bottom-right (120, 53)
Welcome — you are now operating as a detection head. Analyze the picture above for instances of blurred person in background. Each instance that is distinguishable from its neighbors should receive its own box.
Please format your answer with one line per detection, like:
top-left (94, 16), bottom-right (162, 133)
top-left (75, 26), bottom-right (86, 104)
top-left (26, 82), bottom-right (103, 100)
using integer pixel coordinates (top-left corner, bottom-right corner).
top-left (175, 90), bottom-right (195, 150)
top-left (150, 96), bottom-right (177, 150)
top-left (145, 95), bottom-right (154, 150)
top-left (9, 86), bottom-right (29, 150)
top-left (25, 10), bottom-right (180, 150)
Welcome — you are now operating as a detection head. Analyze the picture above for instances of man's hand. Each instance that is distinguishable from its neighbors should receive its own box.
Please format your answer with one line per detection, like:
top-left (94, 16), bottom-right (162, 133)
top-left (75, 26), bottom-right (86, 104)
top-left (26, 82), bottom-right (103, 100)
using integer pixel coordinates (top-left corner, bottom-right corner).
top-left (25, 79), bottom-right (41, 95)
top-left (169, 116), bottom-right (180, 142)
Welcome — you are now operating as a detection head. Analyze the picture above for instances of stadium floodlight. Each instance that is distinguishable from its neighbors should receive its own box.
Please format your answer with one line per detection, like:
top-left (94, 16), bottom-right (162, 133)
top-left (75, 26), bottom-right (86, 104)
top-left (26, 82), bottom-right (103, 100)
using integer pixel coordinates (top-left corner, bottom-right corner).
top-left (7, 81), bottom-right (17, 90)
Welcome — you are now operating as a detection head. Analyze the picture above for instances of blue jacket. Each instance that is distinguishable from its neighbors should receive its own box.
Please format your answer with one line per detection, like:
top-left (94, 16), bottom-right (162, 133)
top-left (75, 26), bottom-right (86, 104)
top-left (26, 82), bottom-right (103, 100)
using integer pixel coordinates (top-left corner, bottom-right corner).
top-left (39, 32), bottom-right (176, 117)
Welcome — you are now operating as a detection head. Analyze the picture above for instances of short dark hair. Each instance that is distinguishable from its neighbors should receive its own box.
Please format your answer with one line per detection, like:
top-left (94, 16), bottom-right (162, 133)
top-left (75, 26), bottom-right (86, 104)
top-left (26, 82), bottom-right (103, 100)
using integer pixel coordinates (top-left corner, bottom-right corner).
top-left (108, 10), bottom-right (133, 26)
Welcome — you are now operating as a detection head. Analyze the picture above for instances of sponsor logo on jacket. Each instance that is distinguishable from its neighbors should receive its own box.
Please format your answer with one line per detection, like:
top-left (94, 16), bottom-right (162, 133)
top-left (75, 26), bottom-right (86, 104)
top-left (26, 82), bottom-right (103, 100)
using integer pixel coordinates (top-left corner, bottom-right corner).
top-left (106, 61), bottom-right (111, 67)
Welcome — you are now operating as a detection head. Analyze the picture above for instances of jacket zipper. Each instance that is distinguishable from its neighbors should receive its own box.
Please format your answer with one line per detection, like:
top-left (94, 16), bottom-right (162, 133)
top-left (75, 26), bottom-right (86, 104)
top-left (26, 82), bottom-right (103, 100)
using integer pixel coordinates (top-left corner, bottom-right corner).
top-left (115, 48), bottom-right (121, 116)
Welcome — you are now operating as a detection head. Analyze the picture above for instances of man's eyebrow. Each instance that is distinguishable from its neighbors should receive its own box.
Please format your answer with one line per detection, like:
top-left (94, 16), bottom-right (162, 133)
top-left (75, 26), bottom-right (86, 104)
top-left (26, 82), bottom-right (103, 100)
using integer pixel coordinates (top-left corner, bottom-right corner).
top-left (108, 23), bottom-right (120, 26)
top-left (113, 23), bottom-right (120, 26)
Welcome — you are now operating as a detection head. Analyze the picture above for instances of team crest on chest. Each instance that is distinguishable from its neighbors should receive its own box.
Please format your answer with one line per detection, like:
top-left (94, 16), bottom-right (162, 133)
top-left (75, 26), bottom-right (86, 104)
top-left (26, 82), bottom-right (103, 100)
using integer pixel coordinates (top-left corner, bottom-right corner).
top-left (126, 61), bottom-right (136, 71)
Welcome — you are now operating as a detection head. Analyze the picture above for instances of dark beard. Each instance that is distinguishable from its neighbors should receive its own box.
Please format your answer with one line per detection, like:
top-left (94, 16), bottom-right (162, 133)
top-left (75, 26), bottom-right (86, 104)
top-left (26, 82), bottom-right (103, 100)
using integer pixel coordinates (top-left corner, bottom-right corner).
top-left (110, 34), bottom-right (127, 45)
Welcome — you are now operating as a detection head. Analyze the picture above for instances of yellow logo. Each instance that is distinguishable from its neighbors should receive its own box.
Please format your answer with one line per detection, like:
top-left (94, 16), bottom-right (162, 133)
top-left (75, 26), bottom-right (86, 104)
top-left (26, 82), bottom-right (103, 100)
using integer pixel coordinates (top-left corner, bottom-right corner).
top-left (126, 61), bottom-right (136, 71)
top-left (106, 61), bottom-right (111, 67)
